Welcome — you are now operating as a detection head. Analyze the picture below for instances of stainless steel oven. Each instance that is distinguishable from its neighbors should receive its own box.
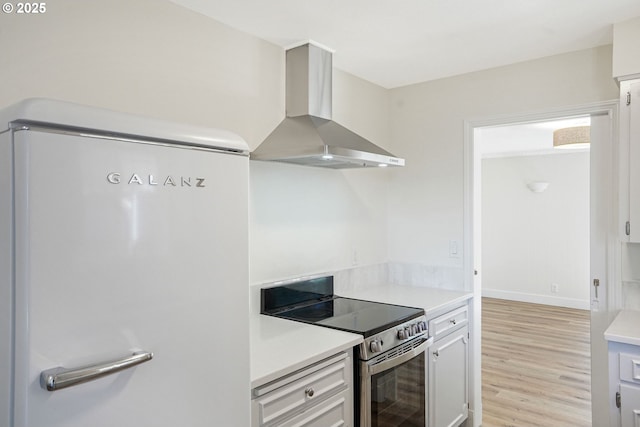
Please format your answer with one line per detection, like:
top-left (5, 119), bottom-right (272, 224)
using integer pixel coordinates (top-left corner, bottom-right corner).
top-left (360, 335), bottom-right (432, 427)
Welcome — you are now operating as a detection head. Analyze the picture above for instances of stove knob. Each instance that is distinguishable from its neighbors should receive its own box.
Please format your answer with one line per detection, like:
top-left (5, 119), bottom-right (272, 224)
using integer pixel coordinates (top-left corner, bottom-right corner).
top-left (404, 326), bottom-right (412, 337)
top-left (370, 340), bottom-right (381, 353)
top-left (421, 321), bottom-right (428, 331)
top-left (411, 324), bottom-right (419, 335)
top-left (397, 329), bottom-right (407, 340)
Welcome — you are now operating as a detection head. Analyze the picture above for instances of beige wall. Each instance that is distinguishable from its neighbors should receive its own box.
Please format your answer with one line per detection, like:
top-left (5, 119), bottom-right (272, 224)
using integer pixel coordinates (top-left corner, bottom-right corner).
top-left (387, 47), bottom-right (619, 427)
top-left (0, 0), bottom-right (283, 147)
top-left (0, 0), bottom-right (393, 284)
top-left (0, 1), bottom-right (623, 286)
top-left (387, 45), bottom-right (619, 284)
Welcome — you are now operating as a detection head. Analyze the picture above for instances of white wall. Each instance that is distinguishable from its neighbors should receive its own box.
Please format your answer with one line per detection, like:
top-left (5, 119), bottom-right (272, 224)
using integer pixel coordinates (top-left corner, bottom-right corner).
top-left (387, 46), bottom-right (619, 290)
top-left (250, 162), bottom-right (390, 283)
top-left (481, 152), bottom-right (590, 308)
top-left (0, 0), bottom-right (393, 285)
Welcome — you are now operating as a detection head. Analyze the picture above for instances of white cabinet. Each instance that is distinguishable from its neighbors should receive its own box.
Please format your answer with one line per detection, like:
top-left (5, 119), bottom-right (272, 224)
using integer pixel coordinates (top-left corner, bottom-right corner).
top-left (427, 305), bottom-right (469, 427)
top-left (620, 383), bottom-right (640, 427)
top-left (278, 389), bottom-right (351, 427)
top-left (252, 351), bottom-right (353, 427)
top-left (608, 342), bottom-right (640, 427)
top-left (619, 79), bottom-right (640, 242)
top-left (612, 17), bottom-right (640, 81)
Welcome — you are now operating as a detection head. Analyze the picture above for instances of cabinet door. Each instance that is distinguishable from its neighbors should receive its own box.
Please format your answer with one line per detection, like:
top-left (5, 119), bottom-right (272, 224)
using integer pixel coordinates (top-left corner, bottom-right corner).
top-left (428, 326), bottom-right (469, 427)
top-left (626, 80), bottom-right (640, 242)
top-left (621, 384), bottom-right (640, 427)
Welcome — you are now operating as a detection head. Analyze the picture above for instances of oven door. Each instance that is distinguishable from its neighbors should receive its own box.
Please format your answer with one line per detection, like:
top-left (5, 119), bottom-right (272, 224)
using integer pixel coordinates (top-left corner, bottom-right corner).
top-left (360, 336), bottom-right (433, 427)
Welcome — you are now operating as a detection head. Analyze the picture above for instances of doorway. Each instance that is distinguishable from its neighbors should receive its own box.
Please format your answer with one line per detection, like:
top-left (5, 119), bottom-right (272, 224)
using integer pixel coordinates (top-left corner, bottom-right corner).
top-left (463, 102), bottom-right (619, 427)
top-left (478, 117), bottom-right (591, 308)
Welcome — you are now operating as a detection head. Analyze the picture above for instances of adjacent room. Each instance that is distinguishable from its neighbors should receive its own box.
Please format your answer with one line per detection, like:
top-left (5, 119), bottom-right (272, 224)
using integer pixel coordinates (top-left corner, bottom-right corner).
top-left (477, 117), bottom-right (592, 426)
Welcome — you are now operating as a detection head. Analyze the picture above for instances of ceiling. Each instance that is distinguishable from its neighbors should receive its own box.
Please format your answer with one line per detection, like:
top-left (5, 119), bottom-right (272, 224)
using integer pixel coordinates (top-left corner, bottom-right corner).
top-left (168, 0), bottom-right (640, 88)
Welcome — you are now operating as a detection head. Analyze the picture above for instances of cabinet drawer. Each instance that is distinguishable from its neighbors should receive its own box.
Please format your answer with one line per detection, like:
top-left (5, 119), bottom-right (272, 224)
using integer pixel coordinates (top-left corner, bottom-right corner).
top-left (620, 353), bottom-right (640, 384)
top-left (253, 354), bottom-right (350, 426)
top-left (279, 389), bottom-right (350, 427)
top-left (429, 305), bottom-right (468, 340)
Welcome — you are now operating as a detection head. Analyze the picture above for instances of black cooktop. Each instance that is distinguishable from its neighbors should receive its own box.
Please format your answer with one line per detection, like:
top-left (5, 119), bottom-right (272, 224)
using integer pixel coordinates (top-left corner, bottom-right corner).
top-left (261, 275), bottom-right (424, 338)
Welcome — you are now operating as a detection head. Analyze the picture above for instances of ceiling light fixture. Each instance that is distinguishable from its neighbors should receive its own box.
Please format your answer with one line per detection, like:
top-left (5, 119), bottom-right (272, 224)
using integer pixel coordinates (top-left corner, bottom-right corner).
top-left (553, 126), bottom-right (590, 149)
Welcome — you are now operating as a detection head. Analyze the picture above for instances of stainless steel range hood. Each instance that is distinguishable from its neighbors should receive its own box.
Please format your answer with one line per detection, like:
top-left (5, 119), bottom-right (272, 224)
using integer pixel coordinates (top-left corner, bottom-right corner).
top-left (251, 42), bottom-right (405, 169)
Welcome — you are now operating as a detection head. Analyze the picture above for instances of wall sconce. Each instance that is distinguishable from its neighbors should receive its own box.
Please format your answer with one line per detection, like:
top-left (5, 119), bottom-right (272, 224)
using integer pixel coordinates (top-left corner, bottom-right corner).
top-left (527, 181), bottom-right (549, 193)
top-left (553, 126), bottom-right (590, 149)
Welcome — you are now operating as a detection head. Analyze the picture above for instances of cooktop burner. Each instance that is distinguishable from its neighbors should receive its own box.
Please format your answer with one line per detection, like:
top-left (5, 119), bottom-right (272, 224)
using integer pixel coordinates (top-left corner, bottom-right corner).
top-left (261, 276), bottom-right (424, 338)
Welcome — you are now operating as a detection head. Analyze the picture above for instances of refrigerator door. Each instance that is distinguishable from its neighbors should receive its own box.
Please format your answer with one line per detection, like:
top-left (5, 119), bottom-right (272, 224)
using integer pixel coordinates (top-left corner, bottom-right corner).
top-left (10, 127), bottom-right (249, 427)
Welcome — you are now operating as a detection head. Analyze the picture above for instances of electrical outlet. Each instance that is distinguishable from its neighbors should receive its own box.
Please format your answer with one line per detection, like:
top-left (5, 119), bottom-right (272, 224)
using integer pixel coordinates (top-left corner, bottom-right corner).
top-left (551, 283), bottom-right (559, 293)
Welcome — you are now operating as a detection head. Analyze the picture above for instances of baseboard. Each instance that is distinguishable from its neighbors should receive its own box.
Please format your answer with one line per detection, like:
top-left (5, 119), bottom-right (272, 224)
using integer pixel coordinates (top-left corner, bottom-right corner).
top-left (481, 288), bottom-right (590, 310)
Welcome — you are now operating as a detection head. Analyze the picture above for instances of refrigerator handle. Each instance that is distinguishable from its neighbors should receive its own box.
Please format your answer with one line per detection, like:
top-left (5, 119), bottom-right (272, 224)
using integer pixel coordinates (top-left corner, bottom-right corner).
top-left (40, 351), bottom-right (153, 391)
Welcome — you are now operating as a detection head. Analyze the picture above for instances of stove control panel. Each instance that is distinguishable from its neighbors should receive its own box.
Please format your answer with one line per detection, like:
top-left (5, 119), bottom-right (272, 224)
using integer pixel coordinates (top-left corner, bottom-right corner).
top-left (360, 315), bottom-right (428, 360)
top-left (397, 320), bottom-right (427, 340)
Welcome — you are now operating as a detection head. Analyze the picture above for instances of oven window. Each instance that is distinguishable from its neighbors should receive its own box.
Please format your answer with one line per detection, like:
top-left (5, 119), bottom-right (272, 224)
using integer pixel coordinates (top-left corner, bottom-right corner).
top-left (370, 352), bottom-right (425, 427)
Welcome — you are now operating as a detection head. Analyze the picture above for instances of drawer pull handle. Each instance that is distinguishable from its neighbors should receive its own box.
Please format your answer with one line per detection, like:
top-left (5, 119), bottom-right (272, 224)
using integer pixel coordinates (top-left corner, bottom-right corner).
top-left (305, 387), bottom-right (315, 398)
top-left (450, 319), bottom-right (457, 325)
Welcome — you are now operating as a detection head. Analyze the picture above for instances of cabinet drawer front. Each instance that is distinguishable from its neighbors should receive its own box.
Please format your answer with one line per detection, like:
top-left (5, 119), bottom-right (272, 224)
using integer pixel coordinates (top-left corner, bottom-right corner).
top-left (279, 389), bottom-right (350, 427)
top-left (256, 358), bottom-right (350, 425)
top-left (429, 305), bottom-right (468, 340)
top-left (620, 353), bottom-right (640, 384)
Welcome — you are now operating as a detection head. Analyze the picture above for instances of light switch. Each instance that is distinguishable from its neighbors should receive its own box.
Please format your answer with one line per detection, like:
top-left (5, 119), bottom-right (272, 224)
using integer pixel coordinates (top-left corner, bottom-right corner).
top-left (449, 240), bottom-right (459, 257)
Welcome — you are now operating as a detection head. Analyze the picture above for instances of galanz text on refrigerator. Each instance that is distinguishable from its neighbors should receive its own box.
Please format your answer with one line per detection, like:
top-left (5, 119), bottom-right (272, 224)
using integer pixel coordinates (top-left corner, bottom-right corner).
top-left (106, 172), bottom-right (207, 187)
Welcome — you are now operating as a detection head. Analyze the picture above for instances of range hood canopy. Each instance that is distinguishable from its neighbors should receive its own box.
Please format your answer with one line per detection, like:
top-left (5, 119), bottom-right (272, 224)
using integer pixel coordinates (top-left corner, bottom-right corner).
top-left (251, 42), bottom-right (405, 169)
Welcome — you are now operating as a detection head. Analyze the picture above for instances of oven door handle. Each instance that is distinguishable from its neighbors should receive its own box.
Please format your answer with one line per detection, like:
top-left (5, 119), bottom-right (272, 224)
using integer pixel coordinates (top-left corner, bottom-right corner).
top-left (366, 336), bottom-right (434, 376)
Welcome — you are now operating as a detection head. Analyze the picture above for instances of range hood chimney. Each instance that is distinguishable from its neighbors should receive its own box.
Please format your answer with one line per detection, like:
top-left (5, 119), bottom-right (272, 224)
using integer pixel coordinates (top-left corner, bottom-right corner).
top-left (251, 42), bottom-right (405, 169)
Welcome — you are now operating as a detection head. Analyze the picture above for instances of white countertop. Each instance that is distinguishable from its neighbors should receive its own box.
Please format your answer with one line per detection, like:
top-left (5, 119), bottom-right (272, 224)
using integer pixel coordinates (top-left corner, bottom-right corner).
top-left (339, 285), bottom-right (473, 316)
top-left (250, 284), bottom-right (472, 389)
top-left (604, 310), bottom-right (640, 346)
top-left (250, 314), bottom-right (362, 389)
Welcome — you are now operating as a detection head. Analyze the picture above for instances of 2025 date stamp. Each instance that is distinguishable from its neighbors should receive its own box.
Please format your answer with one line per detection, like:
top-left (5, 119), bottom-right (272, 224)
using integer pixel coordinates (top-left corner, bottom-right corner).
top-left (2, 2), bottom-right (47, 14)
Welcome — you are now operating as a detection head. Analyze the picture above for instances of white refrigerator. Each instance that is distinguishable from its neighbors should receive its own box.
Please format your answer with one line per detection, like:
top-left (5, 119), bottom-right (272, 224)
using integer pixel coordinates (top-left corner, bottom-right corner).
top-left (0, 99), bottom-right (250, 427)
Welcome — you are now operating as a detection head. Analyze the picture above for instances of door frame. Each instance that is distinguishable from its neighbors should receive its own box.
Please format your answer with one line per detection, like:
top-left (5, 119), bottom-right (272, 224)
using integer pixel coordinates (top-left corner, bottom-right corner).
top-left (462, 100), bottom-right (619, 427)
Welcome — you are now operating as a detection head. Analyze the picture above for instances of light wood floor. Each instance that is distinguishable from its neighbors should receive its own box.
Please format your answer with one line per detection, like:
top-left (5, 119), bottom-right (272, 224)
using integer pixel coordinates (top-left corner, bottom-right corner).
top-left (481, 298), bottom-right (591, 427)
